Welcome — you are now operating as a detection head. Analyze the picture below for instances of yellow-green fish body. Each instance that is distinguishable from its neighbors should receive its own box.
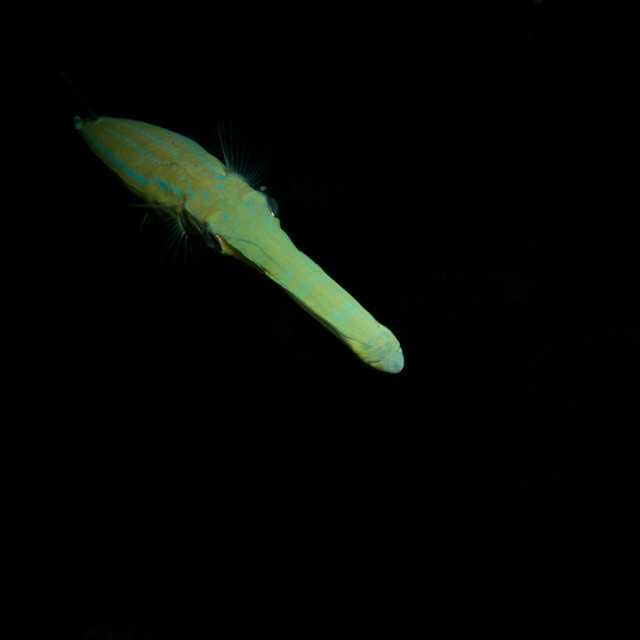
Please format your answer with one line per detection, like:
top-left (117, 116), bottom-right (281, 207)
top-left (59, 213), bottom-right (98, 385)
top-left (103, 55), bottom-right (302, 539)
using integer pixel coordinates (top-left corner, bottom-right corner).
top-left (75, 116), bottom-right (403, 373)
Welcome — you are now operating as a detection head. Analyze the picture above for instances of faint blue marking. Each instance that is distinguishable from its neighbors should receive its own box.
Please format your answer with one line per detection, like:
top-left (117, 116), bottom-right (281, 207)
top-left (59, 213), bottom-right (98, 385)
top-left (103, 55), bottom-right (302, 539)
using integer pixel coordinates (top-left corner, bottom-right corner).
top-left (82, 129), bottom-right (150, 187)
top-left (154, 177), bottom-right (183, 197)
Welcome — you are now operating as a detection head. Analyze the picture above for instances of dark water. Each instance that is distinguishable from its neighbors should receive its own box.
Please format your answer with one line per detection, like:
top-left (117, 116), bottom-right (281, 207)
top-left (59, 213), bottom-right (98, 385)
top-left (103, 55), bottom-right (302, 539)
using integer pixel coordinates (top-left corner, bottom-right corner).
top-left (13, 3), bottom-right (637, 637)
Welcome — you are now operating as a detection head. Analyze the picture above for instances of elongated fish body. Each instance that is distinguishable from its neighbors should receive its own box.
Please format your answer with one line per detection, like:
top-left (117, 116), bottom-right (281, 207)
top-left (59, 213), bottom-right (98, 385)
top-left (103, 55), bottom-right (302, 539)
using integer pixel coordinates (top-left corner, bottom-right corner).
top-left (75, 116), bottom-right (403, 373)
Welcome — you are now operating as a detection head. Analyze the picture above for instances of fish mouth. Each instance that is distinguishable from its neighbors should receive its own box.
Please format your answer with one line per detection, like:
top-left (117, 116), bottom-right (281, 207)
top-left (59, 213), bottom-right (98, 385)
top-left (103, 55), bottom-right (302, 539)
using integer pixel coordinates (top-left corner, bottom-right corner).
top-left (362, 337), bottom-right (404, 374)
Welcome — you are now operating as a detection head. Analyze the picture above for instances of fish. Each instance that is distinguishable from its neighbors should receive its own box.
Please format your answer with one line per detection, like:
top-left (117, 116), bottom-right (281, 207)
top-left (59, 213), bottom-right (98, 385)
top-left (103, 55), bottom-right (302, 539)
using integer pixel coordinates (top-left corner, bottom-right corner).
top-left (74, 115), bottom-right (403, 373)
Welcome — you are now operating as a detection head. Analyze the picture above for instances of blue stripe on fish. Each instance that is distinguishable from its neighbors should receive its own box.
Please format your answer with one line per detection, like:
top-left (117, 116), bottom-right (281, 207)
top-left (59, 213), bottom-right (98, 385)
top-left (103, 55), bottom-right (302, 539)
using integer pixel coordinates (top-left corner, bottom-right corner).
top-left (81, 127), bottom-right (151, 187)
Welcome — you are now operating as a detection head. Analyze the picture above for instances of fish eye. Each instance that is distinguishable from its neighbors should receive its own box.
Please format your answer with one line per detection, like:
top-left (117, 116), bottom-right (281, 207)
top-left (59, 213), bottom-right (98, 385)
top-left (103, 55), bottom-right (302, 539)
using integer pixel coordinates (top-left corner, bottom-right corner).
top-left (259, 186), bottom-right (279, 218)
top-left (266, 193), bottom-right (279, 218)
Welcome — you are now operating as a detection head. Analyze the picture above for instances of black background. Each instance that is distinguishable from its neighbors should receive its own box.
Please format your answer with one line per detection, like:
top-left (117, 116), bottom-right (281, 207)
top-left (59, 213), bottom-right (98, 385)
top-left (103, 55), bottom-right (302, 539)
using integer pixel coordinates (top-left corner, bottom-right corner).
top-left (11, 1), bottom-right (638, 637)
